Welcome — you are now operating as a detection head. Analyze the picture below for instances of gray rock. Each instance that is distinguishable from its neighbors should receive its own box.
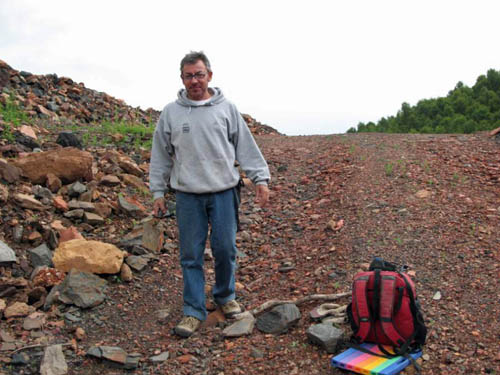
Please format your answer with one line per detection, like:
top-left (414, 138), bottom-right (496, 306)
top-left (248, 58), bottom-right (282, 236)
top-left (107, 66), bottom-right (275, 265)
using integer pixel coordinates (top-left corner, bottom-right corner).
top-left (118, 195), bottom-right (144, 218)
top-left (57, 269), bottom-right (107, 308)
top-left (68, 200), bottom-right (95, 211)
top-left (306, 323), bottom-right (345, 353)
top-left (256, 303), bottom-right (301, 334)
top-left (28, 243), bottom-right (53, 267)
top-left (32, 185), bottom-right (53, 200)
top-left (64, 209), bottom-right (84, 219)
top-left (46, 102), bottom-right (59, 112)
top-left (223, 312), bottom-right (255, 337)
top-left (87, 346), bottom-right (139, 369)
top-left (150, 351), bottom-right (169, 363)
top-left (13, 225), bottom-right (23, 243)
top-left (0, 240), bottom-right (17, 263)
top-left (142, 219), bottom-right (164, 253)
top-left (125, 255), bottom-right (149, 272)
top-left (48, 229), bottom-right (59, 250)
top-left (68, 181), bottom-right (87, 197)
top-left (43, 284), bottom-right (62, 311)
top-left (83, 212), bottom-right (104, 225)
top-left (40, 344), bottom-right (68, 375)
top-left (156, 308), bottom-right (171, 322)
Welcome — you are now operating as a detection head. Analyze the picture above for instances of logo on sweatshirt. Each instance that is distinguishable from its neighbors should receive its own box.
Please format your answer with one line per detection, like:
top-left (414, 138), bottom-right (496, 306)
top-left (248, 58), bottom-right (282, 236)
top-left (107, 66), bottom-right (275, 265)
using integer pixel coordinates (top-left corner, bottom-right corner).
top-left (182, 123), bottom-right (190, 133)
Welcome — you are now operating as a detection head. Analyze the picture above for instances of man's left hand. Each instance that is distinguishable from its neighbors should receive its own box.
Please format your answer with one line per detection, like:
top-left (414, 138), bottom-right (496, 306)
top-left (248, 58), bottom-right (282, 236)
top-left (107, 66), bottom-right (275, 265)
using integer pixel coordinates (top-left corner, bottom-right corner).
top-left (255, 184), bottom-right (270, 208)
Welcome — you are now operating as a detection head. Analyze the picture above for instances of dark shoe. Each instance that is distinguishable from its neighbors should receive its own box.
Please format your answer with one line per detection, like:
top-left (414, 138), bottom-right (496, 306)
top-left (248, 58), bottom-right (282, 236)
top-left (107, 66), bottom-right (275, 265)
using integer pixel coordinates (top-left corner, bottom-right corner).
top-left (175, 316), bottom-right (201, 337)
top-left (221, 300), bottom-right (242, 318)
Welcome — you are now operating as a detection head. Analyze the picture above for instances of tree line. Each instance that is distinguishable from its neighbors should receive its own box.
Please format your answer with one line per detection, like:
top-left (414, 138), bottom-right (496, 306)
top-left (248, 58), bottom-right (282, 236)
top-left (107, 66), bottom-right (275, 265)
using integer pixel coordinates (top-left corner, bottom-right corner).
top-left (347, 69), bottom-right (500, 134)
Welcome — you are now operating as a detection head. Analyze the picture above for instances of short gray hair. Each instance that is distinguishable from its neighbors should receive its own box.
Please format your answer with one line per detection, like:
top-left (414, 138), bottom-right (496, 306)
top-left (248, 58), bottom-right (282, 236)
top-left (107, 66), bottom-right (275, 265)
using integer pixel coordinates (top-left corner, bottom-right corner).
top-left (180, 51), bottom-right (212, 73)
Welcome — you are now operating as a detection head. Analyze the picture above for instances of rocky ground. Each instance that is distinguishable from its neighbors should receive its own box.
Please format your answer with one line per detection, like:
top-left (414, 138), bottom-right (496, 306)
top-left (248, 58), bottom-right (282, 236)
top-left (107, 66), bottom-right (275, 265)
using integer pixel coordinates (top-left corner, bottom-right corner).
top-left (1, 60), bottom-right (499, 375)
top-left (1, 129), bottom-right (499, 375)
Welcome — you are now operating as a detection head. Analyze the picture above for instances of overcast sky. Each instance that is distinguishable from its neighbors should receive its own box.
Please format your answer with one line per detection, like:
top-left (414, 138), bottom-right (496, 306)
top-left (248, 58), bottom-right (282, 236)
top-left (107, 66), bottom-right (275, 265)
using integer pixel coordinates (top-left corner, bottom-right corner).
top-left (1, 0), bottom-right (500, 135)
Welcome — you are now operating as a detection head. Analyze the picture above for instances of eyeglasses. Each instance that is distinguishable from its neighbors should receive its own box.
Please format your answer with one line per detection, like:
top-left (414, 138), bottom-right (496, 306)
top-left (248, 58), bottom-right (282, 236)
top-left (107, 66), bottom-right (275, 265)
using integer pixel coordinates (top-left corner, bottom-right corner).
top-left (182, 72), bottom-right (208, 81)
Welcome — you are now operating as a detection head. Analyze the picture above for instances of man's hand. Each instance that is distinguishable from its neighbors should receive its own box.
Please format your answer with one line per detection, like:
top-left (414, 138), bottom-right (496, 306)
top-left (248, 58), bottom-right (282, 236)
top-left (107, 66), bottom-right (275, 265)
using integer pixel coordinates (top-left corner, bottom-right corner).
top-left (255, 184), bottom-right (270, 208)
top-left (152, 197), bottom-right (167, 218)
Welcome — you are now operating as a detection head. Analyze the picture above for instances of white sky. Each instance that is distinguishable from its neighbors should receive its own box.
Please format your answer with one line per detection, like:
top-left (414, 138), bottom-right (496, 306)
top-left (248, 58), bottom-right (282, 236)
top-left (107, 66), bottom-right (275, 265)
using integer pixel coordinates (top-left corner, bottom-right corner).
top-left (1, 0), bottom-right (500, 135)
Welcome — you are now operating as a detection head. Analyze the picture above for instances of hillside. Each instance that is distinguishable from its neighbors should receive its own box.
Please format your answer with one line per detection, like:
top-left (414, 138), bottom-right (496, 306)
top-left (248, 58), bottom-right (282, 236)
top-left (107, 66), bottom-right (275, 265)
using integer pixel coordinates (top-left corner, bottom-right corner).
top-left (0, 61), bottom-right (499, 375)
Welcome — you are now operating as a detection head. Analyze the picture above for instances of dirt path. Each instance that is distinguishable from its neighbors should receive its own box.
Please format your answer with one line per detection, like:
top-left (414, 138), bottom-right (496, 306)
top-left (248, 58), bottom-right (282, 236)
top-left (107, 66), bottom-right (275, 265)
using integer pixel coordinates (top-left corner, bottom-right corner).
top-left (64, 133), bottom-right (498, 375)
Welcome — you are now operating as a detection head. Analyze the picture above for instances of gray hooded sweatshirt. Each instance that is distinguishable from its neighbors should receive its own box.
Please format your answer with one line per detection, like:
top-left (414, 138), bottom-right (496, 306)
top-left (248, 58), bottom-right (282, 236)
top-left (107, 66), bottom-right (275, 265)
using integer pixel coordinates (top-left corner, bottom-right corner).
top-left (150, 88), bottom-right (270, 198)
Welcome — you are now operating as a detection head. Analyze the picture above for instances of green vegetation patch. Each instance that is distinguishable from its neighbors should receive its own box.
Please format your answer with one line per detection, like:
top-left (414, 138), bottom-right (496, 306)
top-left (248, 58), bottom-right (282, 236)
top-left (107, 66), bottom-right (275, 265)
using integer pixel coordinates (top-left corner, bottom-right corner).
top-left (348, 69), bottom-right (500, 134)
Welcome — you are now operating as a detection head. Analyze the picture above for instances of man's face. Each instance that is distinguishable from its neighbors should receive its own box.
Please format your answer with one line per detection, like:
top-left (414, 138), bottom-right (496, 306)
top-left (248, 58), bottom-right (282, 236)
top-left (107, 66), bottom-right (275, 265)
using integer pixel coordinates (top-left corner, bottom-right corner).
top-left (181, 60), bottom-right (213, 101)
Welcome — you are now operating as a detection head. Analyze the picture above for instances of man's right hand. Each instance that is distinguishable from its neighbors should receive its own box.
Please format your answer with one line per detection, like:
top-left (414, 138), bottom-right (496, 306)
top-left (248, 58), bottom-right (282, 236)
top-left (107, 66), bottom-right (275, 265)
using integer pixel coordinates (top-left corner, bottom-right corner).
top-left (153, 197), bottom-right (167, 218)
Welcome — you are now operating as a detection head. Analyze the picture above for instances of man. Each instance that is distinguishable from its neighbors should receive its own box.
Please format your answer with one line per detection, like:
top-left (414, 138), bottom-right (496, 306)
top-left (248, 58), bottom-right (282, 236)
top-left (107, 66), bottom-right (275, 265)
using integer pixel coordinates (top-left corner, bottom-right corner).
top-left (149, 51), bottom-right (270, 337)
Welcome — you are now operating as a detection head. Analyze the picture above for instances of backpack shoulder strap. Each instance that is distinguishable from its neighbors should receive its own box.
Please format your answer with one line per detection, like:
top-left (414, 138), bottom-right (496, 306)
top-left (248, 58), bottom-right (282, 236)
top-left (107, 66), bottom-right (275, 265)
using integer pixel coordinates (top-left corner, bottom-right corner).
top-left (379, 273), bottom-right (406, 347)
top-left (353, 274), bottom-right (372, 342)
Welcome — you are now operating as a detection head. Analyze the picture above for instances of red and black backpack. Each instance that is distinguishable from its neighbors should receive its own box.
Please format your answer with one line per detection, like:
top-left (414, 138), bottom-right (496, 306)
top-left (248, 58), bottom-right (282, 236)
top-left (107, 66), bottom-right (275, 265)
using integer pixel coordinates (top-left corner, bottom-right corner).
top-left (347, 258), bottom-right (427, 359)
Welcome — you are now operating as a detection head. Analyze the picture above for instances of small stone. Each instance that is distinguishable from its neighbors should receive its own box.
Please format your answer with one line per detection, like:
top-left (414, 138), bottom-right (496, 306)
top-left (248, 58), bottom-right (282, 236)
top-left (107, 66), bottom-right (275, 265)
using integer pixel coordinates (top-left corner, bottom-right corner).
top-left (28, 230), bottom-right (42, 242)
top-left (68, 181), bottom-right (87, 197)
top-left (32, 185), bottom-right (53, 200)
top-left (0, 184), bottom-right (8, 203)
top-left (40, 344), bottom-right (68, 375)
top-left (416, 190), bottom-right (431, 198)
top-left (118, 195), bottom-right (147, 218)
top-left (83, 212), bottom-right (104, 225)
top-left (53, 196), bottom-right (69, 212)
top-left (156, 309), bottom-right (171, 322)
top-left (28, 243), bottom-right (53, 268)
top-left (125, 255), bottom-right (149, 272)
top-left (120, 263), bottom-right (133, 282)
top-left (23, 311), bottom-right (46, 330)
top-left (4, 302), bottom-right (34, 318)
top-left (256, 303), bottom-right (301, 334)
top-left (0, 240), bottom-right (17, 263)
top-left (15, 193), bottom-right (46, 210)
top-left (58, 226), bottom-right (84, 243)
top-left (13, 225), bottom-right (23, 243)
top-left (150, 351), bottom-right (169, 363)
top-left (75, 327), bottom-right (85, 340)
top-left (56, 130), bottom-right (81, 147)
top-left (142, 218), bottom-right (164, 253)
top-left (223, 312), bottom-right (255, 337)
top-left (306, 323), bottom-right (345, 353)
top-left (100, 175), bottom-right (121, 186)
top-left (68, 200), bottom-right (95, 211)
top-left (64, 209), bottom-right (84, 219)
top-left (46, 173), bottom-right (62, 193)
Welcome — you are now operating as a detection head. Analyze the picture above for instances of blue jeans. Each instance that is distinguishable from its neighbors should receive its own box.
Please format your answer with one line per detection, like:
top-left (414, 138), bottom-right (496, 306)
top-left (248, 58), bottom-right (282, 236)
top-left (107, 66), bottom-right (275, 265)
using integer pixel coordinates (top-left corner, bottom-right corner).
top-left (176, 188), bottom-right (239, 321)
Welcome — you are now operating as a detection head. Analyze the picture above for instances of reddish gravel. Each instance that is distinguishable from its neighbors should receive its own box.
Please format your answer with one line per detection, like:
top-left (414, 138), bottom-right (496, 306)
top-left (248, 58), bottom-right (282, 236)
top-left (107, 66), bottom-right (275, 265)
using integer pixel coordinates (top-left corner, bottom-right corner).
top-left (65, 132), bottom-right (499, 375)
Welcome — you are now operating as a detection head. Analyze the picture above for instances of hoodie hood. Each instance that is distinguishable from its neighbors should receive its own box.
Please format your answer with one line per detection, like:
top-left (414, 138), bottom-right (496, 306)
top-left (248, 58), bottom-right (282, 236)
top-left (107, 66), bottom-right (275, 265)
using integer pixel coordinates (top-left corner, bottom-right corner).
top-left (176, 87), bottom-right (225, 107)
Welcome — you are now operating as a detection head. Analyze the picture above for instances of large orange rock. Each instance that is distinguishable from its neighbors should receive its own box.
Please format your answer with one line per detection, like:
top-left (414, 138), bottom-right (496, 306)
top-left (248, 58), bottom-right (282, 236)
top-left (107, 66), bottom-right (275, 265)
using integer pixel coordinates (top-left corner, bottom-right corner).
top-left (13, 148), bottom-right (93, 184)
top-left (53, 239), bottom-right (126, 274)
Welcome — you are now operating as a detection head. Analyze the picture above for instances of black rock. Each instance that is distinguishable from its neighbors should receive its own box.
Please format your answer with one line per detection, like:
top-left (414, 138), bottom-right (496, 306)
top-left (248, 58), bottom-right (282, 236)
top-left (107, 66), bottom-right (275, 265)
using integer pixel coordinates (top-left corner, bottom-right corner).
top-left (256, 303), bottom-right (301, 334)
top-left (306, 323), bottom-right (345, 353)
top-left (14, 131), bottom-right (40, 150)
top-left (56, 131), bottom-right (82, 149)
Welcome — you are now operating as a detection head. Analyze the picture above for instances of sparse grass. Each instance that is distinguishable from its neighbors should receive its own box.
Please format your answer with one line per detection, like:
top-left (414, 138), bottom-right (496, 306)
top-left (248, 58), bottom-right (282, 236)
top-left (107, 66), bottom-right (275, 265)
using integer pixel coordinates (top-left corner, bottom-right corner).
top-left (0, 96), bottom-right (30, 141)
top-left (81, 120), bottom-right (155, 149)
top-left (385, 162), bottom-right (394, 176)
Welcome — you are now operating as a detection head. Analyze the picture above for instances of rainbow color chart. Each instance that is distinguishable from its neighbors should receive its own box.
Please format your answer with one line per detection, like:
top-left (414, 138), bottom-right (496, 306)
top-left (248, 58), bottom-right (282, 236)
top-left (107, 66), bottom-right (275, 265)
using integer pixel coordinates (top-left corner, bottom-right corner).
top-left (330, 343), bottom-right (422, 375)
